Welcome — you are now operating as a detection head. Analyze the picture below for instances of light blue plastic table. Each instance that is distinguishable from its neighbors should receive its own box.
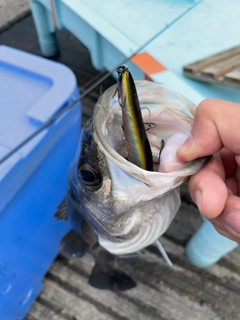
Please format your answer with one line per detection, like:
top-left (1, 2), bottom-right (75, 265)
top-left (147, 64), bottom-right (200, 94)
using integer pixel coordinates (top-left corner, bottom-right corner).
top-left (30, 0), bottom-right (240, 268)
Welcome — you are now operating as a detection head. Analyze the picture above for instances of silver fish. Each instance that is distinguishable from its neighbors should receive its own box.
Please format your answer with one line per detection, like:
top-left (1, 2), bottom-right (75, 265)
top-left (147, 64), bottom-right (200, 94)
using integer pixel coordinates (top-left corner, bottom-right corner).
top-left (65, 80), bottom-right (208, 259)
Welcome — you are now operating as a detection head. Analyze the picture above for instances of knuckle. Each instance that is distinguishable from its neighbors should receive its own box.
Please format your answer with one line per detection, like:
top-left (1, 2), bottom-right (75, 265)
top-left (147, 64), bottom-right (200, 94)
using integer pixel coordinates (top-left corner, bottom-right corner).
top-left (196, 98), bottom-right (215, 117)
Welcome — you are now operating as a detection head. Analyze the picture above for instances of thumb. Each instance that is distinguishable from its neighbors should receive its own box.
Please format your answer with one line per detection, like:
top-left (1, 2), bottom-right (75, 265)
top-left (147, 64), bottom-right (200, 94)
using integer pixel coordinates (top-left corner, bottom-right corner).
top-left (177, 98), bottom-right (240, 162)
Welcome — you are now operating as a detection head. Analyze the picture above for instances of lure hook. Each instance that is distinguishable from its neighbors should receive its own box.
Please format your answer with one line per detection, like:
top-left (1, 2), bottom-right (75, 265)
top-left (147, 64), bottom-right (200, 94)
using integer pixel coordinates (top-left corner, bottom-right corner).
top-left (144, 122), bottom-right (156, 131)
top-left (141, 107), bottom-right (156, 131)
top-left (140, 106), bottom-right (151, 121)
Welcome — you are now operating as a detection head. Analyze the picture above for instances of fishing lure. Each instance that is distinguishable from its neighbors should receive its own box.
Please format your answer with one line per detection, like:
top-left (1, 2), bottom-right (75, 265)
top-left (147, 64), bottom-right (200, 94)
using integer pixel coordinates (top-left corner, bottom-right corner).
top-left (117, 65), bottom-right (153, 171)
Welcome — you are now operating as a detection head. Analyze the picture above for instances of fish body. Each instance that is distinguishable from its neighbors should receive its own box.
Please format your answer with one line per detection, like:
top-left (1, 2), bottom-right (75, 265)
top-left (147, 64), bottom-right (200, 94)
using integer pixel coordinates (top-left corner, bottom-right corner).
top-left (65, 79), bottom-right (208, 259)
top-left (116, 65), bottom-right (153, 171)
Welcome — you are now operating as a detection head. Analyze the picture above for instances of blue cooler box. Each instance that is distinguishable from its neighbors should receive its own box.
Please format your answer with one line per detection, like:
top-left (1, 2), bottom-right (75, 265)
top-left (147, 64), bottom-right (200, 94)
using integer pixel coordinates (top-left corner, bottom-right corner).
top-left (0, 46), bottom-right (81, 319)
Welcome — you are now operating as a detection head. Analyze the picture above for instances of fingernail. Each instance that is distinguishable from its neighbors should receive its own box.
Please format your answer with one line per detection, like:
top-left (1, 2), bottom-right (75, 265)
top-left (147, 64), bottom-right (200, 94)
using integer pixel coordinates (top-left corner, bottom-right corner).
top-left (222, 209), bottom-right (240, 234)
top-left (194, 189), bottom-right (202, 211)
top-left (178, 134), bottom-right (193, 154)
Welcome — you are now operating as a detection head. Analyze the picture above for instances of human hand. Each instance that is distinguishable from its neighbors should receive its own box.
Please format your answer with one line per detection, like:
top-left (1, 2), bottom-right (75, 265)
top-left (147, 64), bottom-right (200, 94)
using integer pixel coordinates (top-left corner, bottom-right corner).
top-left (177, 98), bottom-right (240, 244)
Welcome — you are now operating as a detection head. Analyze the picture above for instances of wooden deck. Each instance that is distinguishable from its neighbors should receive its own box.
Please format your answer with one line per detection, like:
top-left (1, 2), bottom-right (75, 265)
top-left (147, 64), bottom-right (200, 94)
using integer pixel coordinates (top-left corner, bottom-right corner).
top-left (2, 14), bottom-right (240, 320)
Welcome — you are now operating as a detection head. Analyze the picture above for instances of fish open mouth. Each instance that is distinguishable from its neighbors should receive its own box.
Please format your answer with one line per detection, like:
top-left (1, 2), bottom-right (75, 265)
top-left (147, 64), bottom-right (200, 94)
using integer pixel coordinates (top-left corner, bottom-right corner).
top-left (96, 80), bottom-right (197, 175)
top-left (93, 81), bottom-right (206, 189)
top-left (91, 81), bottom-right (208, 255)
top-left (111, 103), bottom-right (193, 173)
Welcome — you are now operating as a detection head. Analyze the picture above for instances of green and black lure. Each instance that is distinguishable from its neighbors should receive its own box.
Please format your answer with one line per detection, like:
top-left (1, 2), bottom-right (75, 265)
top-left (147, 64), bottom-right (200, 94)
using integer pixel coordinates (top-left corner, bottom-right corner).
top-left (116, 65), bottom-right (153, 171)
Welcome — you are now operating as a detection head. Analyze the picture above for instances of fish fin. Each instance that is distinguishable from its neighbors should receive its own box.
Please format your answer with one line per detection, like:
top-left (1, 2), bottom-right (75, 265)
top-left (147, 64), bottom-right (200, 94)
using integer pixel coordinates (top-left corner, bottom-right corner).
top-left (54, 199), bottom-right (68, 220)
top-left (155, 239), bottom-right (173, 267)
top-left (88, 264), bottom-right (136, 291)
top-left (59, 230), bottom-right (88, 258)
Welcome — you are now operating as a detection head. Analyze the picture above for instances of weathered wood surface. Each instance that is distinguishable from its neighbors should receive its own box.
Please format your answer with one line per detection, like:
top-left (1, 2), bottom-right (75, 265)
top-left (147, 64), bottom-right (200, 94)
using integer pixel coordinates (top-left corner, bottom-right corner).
top-left (183, 45), bottom-right (240, 89)
top-left (1, 15), bottom-right (240, 320)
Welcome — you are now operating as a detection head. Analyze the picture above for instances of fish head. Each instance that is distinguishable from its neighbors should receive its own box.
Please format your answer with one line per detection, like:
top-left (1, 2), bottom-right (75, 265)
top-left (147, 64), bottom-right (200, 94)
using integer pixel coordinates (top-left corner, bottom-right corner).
top-left (67, 81), bottom-right (208, 255)
top-left (67, 118), bottom-right (113, 238)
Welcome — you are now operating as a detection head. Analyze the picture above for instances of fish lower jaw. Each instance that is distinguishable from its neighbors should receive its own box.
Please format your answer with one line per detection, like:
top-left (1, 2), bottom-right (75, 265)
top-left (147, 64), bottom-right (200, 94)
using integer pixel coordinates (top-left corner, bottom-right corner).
top-left (98, 209), bottom-right (174, 255)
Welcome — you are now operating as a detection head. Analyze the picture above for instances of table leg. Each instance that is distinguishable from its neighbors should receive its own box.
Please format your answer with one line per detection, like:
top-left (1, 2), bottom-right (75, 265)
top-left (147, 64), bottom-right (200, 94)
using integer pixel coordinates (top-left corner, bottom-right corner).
top-left (185, 218), bottom-right (238, 268)
top-left (30, 0), bottom-right (59, 57)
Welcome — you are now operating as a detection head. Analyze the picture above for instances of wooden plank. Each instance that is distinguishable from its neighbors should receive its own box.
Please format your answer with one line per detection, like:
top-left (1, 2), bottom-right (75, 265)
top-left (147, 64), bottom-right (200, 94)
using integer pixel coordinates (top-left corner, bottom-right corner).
top-left (157, 237), bottom-right (240, 285)
top-left (225, 68), bottom-right (240, 81)
top-left (122, 281), bottom-right (220, 320)
top-left (219, 246), bottom-right (240, 273)
top-left (116, 249), bottom-right (240, 319)
top-left (40, 278), bottom-right (114, 320)
top-left (224, 68), bottom-right (240, 87)
top-left (48, 260), bottom-right (157, 320)
top-left (51, 256), bottom-right (217, 320)
top-left (61, 239), bottom-right (240, 320)
top-left (60, 250), bottom-right (222, 320)
top-left (201, 54), bottom-right (240, 79)
top-left (183, 45), bottom-right (240, 89)
top-left (183, 67), bottom-right (240, 89)
top-left (59, 252), bottom-right (95, 276)
top-left (183, 71), bottom-right (222, 85)
top-left (66, 235), bottom-right (240, 298)
top-left (27, 301), bottom-right (67, 320)
top-left (183, 45), bottom-right (240, 74)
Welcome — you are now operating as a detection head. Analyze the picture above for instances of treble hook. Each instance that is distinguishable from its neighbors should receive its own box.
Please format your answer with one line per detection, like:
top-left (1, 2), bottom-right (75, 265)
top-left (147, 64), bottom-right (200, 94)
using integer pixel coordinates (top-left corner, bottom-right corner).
top-left (140, 106), bottom-right (151, 121)
top-left (144, 122), bottom-right (156, 131)
top-left (141, 107), bottom-right (156, 131)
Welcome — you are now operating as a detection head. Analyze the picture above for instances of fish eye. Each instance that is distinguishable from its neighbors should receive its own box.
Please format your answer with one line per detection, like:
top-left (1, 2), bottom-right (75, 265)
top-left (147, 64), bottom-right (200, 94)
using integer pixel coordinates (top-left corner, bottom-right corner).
top-left (78, 163), bottom-right (101, 187)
